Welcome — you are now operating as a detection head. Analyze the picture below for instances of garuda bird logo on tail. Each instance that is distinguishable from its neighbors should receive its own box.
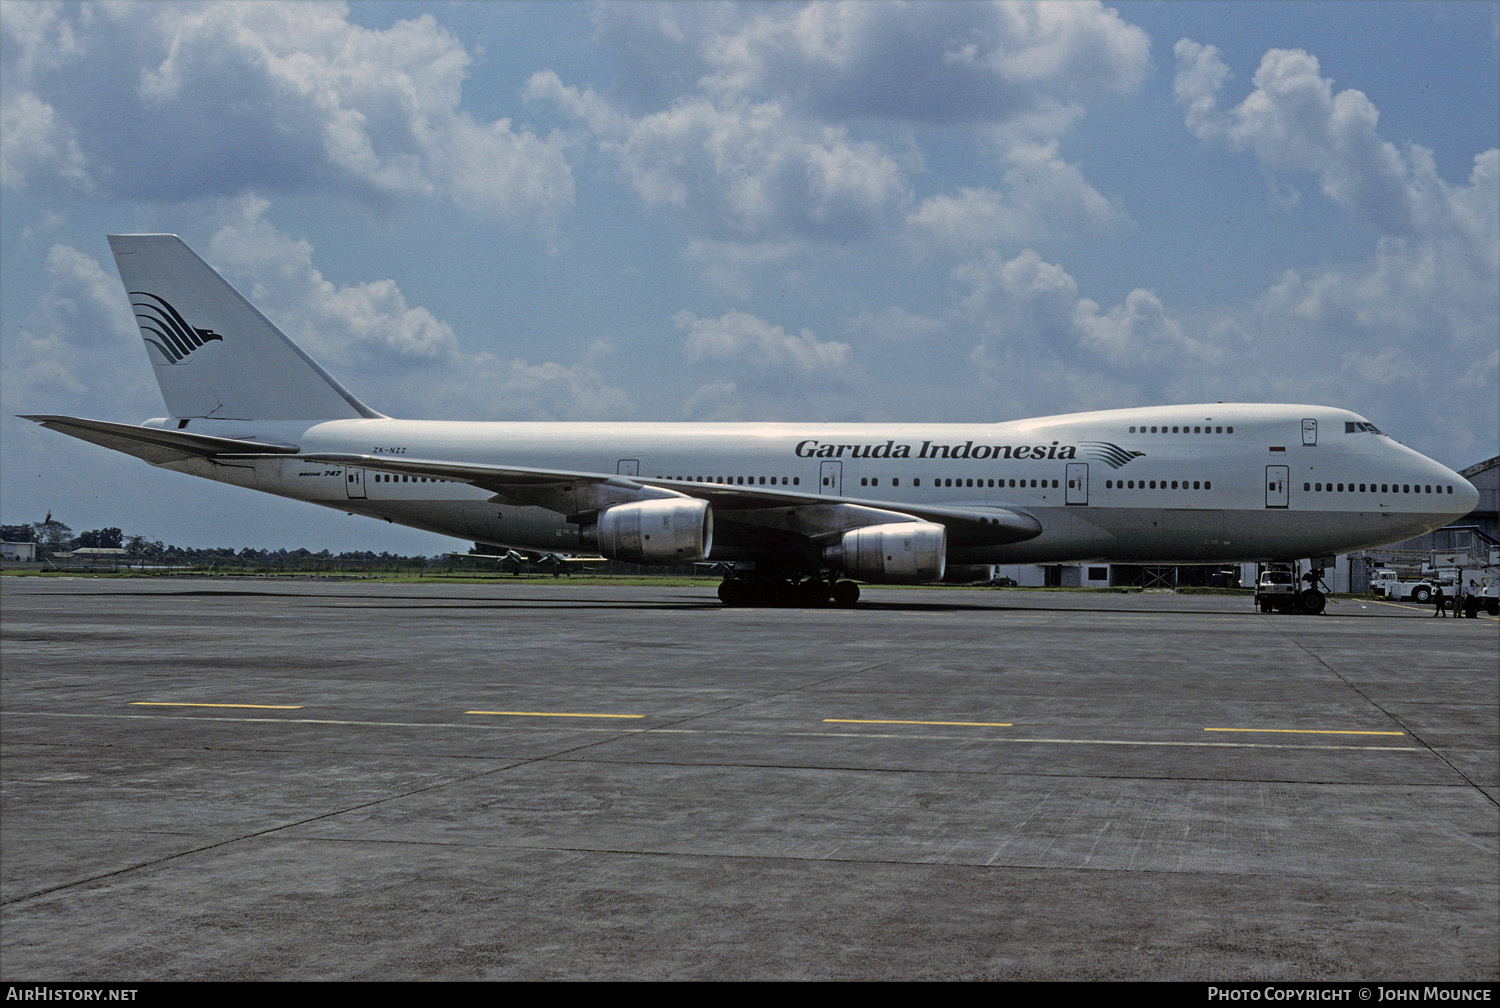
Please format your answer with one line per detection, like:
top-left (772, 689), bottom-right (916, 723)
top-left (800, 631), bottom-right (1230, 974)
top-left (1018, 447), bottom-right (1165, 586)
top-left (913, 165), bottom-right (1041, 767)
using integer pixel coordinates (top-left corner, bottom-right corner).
top-left (130, 292), bottom-right (222, 364)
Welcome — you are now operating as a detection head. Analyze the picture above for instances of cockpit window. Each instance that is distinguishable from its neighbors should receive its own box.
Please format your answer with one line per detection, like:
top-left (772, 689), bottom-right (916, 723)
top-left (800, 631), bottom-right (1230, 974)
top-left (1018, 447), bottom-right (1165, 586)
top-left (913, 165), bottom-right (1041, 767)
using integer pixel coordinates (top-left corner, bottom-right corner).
top-left (1344, 421), bottom-right (1383, 434)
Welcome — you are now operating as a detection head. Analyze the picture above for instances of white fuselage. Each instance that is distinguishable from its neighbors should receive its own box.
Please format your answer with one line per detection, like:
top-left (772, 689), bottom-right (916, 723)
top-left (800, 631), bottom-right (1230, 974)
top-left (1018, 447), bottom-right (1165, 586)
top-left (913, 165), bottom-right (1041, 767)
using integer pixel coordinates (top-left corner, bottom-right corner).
top-left (150, 403), bottom-right (1478, 566)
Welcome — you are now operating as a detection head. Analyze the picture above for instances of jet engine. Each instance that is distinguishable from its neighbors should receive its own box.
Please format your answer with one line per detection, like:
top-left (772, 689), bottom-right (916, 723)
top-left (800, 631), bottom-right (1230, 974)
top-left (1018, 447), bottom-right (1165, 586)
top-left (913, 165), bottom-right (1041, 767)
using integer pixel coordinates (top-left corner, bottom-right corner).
top-left (824, 521), bottom-right (946, 583)
top-left (583, 498), bottom-right (712, 564)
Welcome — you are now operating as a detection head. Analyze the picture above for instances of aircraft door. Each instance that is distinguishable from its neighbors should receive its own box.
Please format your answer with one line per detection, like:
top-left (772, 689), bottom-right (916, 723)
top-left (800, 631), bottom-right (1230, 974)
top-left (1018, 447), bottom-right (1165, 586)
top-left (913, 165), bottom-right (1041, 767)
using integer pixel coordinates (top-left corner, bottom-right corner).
top-left (819, 461), bottom-right (842, 495)
top-left (1065, 463), bottom-right (1089, 505)
top-left (1301, 419), bottom-right (1317, 446)
top-left (617, 459), bottom-right (640, 476)
top-left (1265, 465), bottom-right (1289, 509)
top-left (344, 468), bottom-right (367, 499)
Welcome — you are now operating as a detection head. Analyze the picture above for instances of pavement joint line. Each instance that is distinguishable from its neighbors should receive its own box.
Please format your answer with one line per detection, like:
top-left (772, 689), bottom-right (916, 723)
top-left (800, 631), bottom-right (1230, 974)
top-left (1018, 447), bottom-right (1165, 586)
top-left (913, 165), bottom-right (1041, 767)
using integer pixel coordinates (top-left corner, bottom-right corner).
top-left (1267, 616), bottom-right (1497, 806)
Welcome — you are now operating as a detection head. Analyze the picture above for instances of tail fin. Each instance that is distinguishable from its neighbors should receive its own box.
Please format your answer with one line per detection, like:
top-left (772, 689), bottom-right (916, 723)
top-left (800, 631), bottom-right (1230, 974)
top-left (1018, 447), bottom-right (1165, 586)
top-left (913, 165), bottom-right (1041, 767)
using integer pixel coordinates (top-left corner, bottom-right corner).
top-left (108, 234), bottom-right (381, 421)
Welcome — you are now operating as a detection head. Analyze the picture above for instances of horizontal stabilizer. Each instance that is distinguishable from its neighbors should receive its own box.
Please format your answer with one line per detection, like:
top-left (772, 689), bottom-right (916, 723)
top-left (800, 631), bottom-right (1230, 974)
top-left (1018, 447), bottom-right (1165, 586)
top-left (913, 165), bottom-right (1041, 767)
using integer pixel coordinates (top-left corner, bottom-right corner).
top-left (20, 415), bottom-right (299, 465)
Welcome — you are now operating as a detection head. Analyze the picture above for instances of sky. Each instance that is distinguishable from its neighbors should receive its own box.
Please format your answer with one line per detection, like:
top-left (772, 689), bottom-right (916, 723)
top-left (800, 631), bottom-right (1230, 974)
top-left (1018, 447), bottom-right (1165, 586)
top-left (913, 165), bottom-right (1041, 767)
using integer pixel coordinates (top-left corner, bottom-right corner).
top-left (2, 0), bottom-right (1497, 555)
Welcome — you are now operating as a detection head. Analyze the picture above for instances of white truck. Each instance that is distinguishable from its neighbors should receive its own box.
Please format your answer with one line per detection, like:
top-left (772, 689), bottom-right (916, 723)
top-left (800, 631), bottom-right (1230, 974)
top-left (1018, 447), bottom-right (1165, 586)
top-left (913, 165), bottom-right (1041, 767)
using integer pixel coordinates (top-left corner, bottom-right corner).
top-left (1369, 568), bottom-right (1454, 604)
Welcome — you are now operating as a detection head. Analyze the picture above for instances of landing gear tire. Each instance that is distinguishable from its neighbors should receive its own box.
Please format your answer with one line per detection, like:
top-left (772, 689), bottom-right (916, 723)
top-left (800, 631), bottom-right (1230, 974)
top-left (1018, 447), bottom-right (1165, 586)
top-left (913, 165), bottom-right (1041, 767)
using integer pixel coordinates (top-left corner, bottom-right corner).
top-left (717, 578), bottom-right (751, 606)
top-left (830, 580), bottom-right (860, 607)
top-left (793, 579), bottom-right (831, 607)
top-left (1297, 589), bottom-right (1326, 615)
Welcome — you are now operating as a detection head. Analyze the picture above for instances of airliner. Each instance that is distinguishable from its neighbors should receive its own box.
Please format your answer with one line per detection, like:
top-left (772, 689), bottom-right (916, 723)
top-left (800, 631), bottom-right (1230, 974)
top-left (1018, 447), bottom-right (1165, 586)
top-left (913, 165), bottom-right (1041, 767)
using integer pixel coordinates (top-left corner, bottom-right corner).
top-left (23, 235), bottom-right (1479, 609)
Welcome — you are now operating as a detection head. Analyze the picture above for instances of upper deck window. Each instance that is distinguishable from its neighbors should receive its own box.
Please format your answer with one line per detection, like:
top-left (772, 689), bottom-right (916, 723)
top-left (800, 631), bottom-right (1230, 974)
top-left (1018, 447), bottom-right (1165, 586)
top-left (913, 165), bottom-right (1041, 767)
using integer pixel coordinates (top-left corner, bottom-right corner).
top-left (1127, 424), bottom-right (1234, 434)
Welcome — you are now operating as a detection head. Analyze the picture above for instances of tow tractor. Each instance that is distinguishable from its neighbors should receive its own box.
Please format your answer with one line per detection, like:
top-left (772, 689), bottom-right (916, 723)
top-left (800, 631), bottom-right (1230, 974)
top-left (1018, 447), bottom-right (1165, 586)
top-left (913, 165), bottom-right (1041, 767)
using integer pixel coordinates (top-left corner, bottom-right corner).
top-left (1255, 559), bottom-right (1331, 615)
top-left (1369, 567), bottom-right (1455, 604)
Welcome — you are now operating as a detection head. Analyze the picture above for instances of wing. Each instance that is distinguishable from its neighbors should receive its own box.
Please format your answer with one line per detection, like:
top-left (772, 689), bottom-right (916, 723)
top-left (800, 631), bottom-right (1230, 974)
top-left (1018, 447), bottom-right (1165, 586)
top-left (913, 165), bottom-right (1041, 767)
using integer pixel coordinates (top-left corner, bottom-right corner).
top-left (295, 451), bottom-right (1043, 548)
top-left (18, 417), bottom-right (1043, 550)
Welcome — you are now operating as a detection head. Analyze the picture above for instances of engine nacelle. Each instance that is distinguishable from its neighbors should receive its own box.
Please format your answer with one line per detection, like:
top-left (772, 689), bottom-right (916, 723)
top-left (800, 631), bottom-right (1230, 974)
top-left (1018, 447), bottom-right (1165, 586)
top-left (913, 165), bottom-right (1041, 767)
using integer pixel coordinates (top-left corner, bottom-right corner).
top-left (583, 499), bottom-right (713, 564)
top-left (824, 521), bottom-right (946, 583)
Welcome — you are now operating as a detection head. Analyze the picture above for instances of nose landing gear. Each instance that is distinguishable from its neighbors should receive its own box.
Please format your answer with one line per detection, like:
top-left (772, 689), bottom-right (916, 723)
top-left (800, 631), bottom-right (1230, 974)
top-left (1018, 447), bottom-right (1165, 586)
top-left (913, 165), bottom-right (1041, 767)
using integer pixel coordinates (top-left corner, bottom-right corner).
top-left (1255, 559), bottom-right (1330, 615)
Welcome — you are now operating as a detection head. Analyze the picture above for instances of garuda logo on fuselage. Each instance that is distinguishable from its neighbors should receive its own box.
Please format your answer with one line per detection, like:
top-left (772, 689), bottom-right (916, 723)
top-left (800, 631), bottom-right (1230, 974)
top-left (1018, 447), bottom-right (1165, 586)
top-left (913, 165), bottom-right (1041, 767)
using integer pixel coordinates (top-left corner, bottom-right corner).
top-left (1078, 441), bottom-right (1146, 469)
top-left (130, 292), bottom-right (222, 364)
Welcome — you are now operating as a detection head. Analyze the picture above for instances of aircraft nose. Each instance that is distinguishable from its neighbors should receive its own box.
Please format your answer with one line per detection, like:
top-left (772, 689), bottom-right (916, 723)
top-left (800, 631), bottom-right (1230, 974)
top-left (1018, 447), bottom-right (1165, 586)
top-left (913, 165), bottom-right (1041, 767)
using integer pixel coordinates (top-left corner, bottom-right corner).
top-left (1450, 471), bottom-right (1480, 518)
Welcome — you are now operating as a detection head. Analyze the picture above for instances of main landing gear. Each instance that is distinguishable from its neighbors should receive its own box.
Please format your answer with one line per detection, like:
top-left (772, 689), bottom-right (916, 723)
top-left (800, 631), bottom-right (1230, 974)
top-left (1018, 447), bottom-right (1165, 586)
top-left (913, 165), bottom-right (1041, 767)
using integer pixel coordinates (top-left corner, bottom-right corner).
top-left (716, 570), bottom-right (861, 607)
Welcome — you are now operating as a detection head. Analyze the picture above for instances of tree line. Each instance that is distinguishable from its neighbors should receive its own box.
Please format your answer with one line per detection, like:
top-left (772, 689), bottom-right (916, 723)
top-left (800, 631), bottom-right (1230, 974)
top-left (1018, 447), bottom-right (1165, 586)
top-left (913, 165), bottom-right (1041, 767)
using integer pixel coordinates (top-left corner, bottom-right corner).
top-left (2, 517), bottom-right (440, 565)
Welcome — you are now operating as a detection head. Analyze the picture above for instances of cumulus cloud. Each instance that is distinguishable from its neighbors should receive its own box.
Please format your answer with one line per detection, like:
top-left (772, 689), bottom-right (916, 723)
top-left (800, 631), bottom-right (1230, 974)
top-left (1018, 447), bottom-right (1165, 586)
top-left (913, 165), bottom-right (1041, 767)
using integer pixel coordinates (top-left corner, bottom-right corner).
top-left (533, 1), bottom-right (1147, 254)
top-left (1176, 40), bottom-right (1432, 236)
top-left (0, 1), bottom-right (573, 226)
top-left (1173, 39), bottom-right (1498, 459)
top-left (907, 145), bottom-right (1127, 253)
top-left (205, 196), bottom-right (459, 369)
top-left (1, 242), bottom-right (153, 415)
top-left (692, 0), bottom-right (1148, 122)
top-left (0, 90), bottom-right (92, 192)
top-left (4, 196), bottom-right (633, 426)
top-left (194, 198), bottom-right (634, 421)
top-left (448, 355), bottom-right (635, 422)
top-left (955, 249), bottom-right (1209, 372)
top-left (677, 309), bottom-right (851, 377)
top-left (531, 72), bottom-right (910, 243)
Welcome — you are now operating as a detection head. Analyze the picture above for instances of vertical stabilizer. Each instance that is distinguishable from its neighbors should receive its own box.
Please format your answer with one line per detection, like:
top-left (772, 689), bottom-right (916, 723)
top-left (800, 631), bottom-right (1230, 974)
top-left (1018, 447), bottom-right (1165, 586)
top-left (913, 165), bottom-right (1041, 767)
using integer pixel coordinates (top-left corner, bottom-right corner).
top-left (108, 234), bottom-right (381, 421)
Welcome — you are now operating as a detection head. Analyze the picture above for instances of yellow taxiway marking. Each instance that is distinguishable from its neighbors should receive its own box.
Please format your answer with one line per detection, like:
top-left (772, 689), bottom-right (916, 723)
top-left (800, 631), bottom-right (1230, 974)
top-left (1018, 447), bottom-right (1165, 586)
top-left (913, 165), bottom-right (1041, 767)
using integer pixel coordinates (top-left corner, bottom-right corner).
top-left (8, 711), bottom-right (1422, 751)
top-left (465, 710), bottom-right (644, 719)
top-left (1204, 727), bottom-right (1405, 736)
top-left (824, 718), bottom-right (1014, 727)
top-left (130, 702), bottom-right (304, 709)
